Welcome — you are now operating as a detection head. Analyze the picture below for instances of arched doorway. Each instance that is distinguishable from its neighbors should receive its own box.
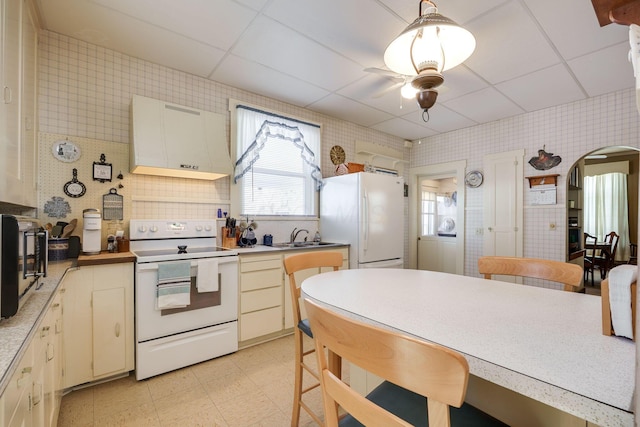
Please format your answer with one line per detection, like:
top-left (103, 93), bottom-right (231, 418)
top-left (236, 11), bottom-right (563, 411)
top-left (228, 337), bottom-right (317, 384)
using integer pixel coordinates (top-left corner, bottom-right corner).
top-left (566, 146), bottom-right (640, 293)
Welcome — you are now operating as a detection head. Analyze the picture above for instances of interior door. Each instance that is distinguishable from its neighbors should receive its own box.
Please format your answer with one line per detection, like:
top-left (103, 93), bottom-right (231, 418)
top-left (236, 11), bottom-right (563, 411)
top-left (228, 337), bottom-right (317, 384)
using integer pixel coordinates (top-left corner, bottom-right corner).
top-left (483, 150), bottom-right (524, 281)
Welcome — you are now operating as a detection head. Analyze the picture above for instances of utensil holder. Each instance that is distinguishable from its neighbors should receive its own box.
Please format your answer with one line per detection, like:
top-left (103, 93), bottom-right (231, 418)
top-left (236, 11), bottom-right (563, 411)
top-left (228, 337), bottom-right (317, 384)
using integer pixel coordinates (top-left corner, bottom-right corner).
top-left (221, 227), bottom-right (238, 248)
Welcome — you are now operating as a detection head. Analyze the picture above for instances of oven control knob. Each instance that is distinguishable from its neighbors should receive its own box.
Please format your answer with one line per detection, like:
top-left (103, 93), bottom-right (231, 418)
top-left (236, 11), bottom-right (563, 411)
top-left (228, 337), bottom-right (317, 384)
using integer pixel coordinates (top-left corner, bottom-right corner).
top-left (195, 225), bottom-right (203, 231)
top-left (204, 225), bottom-right (212, 231)
top-left (149, 226), bottom-right (158, 233)
top-left (138, 226), bottom-right (147, 233)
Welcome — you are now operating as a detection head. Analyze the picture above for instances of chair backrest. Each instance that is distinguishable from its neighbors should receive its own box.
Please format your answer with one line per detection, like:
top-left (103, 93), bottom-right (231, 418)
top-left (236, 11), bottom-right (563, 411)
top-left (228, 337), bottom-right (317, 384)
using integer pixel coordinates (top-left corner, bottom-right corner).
top-left (304, 299), bottom-right (469, 427)
top-left (584, 233), bottom-right (597, 258)
top-left (604, 231), bottom-right (620, 263)
top-left (477, 256), bottom-right (583, 292)
top-left (283, 251), bottom-right (343, 325)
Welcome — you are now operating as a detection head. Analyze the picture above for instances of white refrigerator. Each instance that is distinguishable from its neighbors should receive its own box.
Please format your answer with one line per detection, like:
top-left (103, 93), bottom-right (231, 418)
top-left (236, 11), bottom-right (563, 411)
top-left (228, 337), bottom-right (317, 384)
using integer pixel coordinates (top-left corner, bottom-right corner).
top-left (320, 172), bottom-right (404, 269)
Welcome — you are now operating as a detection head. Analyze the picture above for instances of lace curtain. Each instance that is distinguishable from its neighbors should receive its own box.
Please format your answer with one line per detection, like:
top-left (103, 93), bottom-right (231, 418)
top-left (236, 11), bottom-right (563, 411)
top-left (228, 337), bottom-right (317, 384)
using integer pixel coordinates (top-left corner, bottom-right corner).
top-left (233, 106), bottom-right (322, 190)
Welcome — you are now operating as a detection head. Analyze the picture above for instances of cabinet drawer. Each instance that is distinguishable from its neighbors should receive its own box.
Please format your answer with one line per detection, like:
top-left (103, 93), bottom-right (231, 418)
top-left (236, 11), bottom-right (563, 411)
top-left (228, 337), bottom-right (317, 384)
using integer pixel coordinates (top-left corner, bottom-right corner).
top-left (240, 255), bottom-right (282, 273)
top-left (241, 268), bottom-right (282, 292)
top-left (240, 306), bottom-right (282, 341)
top-left (241, 287), bottom-right (281, 314)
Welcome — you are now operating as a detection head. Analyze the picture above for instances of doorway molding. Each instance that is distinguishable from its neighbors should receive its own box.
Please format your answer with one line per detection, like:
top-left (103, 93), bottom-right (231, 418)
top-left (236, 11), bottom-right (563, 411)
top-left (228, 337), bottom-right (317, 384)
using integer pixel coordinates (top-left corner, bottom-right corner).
top-left (409, 160), bottom-right (466, 272)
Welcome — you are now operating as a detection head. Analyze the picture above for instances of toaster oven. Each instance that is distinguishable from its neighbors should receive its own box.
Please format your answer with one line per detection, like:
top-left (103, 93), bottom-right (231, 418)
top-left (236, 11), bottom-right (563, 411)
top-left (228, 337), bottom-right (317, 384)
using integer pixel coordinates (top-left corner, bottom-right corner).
top-left (1, 215), bottom-right (48, 319)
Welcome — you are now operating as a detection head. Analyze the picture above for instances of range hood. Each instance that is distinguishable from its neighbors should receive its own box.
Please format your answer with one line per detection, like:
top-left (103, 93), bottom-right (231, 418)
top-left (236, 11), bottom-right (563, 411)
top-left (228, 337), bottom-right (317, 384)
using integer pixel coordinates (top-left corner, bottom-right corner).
top-left (130, 95), bottom-right (233, 180)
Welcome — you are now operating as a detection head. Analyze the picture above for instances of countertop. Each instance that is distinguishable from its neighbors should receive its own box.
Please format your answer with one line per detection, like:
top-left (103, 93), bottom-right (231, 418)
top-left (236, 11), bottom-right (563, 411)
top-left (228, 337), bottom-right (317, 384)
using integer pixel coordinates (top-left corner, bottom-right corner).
top-left (0, 252), bottom-right (135, 397)
top-left (231, 242), bottom-right (348, 254)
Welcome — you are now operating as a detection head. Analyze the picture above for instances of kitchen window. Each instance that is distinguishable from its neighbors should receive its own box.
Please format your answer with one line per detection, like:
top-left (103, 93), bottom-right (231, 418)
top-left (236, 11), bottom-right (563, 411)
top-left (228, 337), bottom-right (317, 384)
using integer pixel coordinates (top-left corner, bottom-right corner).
top-left (230, 101), bottom-right (322, 217)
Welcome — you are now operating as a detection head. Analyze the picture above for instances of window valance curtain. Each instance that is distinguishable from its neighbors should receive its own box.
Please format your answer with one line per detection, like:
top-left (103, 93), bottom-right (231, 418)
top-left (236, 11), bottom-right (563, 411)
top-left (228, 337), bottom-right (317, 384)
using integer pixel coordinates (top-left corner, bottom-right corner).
top-left (234, 106), bottom-right (323, 190)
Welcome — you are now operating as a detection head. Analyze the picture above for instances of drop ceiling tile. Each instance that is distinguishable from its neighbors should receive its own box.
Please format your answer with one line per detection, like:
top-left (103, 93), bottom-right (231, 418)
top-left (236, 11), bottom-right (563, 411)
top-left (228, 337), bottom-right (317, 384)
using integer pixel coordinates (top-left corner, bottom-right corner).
top-left (463, 1), bottom-right (560, 84)
top-left (264, 0), bottom-right (403, 68)
top-left (308, 94), bottom-right (393, 127)
top-left (438, 66), bottom-right (489, 103)
top-left (211, 55), bottom-right (330, 107)
top-left (444, 87), bottom-right (525, 124)
top-left (405, 104), bottom-right (478, 134)
top-left (235, 0), bottom-right (270, 11)
top-left (231, 16), bottom-right (364, 91)
top-left (371, 117), bottom-right (438, 141)
top-left (495, 64), bottom-right (585, 112)
top-left (568, 42), bottom-right (635, 97)
top-left (89, 0), bottom-right (257, 50)
top-left (522, 0), bottom-right (628, 59)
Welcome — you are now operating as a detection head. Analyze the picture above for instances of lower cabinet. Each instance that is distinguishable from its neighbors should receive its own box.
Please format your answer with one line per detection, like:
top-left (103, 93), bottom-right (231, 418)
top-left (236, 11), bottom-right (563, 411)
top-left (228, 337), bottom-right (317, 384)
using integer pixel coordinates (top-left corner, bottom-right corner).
top-left (239, 253), bottom-right (283, 344)
top-left (238, 247), bottom-right (349, 347)
top-left (2, 288), bottom-right (63, 427)
top-left (62, 263), bottom-right (134, 388)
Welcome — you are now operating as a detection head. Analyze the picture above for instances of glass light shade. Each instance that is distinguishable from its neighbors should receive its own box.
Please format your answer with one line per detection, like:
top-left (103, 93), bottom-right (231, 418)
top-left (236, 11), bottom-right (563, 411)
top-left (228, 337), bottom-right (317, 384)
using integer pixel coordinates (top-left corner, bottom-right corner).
top-left (384, 13), bottom-right (475, 76)
top-left (401, 82), bottom-right (419, 99)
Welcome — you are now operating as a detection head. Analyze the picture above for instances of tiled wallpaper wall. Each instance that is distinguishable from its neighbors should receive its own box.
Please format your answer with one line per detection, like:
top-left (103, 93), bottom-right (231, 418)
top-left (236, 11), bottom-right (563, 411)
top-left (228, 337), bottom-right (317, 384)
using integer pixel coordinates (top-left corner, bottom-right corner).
top-left (412, 89), bottom-right (640, 281)
top-left (38, 30), bottom-right (640, 279)
top-left (37, 31), bottom-right (407, 247)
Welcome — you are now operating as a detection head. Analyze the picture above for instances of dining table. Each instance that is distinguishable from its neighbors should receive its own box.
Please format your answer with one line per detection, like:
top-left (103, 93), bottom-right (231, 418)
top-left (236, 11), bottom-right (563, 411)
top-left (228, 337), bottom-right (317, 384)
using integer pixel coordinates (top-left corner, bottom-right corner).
top-left (301, 268), bottom-right (635, 427)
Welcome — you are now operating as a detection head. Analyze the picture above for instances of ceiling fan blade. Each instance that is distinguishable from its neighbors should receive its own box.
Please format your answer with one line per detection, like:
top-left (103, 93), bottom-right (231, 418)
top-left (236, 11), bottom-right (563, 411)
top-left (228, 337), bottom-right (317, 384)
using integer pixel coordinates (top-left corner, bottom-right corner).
top-left (372, 80), bottom-right (404, 98)
top-left (364, 67), bottom-right (402, 78)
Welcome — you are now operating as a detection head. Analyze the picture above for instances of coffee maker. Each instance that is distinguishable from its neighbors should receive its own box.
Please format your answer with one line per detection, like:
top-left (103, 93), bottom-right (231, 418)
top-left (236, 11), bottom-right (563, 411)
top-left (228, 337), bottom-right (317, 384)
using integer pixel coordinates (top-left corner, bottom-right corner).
top-left (82, 209), bottom-right (101, 255)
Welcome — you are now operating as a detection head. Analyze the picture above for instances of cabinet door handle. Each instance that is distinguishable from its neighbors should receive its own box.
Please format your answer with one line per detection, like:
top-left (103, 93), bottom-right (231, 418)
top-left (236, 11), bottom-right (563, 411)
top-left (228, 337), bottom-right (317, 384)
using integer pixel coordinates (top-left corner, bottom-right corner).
top-left (115, 323), bottom-right (121, 338)
top-left (488, 227), bottom-right (493, 232)
top-left (41, 326), bottom-right (50, 337)
top-left (32, 383), bottom-right (43, 406)
top-left (3, 86), bottom-right (11, 103)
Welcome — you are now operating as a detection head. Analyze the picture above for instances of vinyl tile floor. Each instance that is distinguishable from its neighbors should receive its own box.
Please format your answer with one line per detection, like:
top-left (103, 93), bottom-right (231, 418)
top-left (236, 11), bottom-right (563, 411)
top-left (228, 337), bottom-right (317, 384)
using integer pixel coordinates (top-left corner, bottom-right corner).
top-left (57, 333), bottom-right (347, 427)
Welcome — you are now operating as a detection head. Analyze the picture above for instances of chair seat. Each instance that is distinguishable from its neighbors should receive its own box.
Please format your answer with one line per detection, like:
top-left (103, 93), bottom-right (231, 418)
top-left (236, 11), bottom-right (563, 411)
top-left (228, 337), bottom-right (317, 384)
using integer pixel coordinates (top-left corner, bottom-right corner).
top-left (339, 381), bottom-right (507, 427)
top-left (298, 318), bottom-right (313, 338)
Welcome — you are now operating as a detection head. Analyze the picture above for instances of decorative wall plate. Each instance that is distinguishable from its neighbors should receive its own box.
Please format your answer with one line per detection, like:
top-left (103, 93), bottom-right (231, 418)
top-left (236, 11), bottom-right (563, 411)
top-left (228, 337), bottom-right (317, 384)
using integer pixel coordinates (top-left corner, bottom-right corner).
top-left (330, 145), bottom-right (346, 165)
top-left (52, 140), bottom-right (81, 162)
top-left (64, 168), bottom-right (86, 198)
top-left (465, 170), bottom-right (483, 188)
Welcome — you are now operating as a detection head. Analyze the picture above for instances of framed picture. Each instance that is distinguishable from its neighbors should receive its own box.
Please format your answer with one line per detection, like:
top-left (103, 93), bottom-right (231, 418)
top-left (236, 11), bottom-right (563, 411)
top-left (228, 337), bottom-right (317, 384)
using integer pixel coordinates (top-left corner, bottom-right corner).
top-left (93, 154), bottom-right (112, 182)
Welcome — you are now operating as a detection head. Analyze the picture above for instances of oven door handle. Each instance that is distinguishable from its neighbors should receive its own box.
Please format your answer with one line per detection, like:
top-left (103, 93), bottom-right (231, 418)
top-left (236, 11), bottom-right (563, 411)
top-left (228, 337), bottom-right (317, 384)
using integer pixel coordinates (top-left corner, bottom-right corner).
top-left (136, 257), bottom-right (237, 271)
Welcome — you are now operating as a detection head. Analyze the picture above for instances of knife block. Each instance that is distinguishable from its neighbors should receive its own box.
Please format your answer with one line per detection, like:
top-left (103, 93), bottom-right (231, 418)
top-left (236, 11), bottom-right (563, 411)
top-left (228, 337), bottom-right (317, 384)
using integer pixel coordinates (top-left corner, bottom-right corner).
top-left (221, 227), bottom-right (238, 249)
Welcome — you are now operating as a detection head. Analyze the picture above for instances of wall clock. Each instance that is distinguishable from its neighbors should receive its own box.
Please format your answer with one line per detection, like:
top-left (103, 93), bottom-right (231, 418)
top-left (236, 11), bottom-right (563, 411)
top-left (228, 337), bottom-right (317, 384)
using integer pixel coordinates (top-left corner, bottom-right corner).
top-left (330, 145), bottom-right (346, 165)
top-left (52, 140), bottom-right (81, 163)
top-left (465, 170), bottom-right (484, 188)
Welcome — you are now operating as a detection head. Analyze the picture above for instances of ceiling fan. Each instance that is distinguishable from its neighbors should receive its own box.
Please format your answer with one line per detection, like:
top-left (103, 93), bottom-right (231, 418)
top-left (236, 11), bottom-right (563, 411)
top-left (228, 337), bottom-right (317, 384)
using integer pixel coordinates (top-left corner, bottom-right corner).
top-left (364, 67), bottom-right (447, 100)
top-left (364, 67), bottom-right (419, 99)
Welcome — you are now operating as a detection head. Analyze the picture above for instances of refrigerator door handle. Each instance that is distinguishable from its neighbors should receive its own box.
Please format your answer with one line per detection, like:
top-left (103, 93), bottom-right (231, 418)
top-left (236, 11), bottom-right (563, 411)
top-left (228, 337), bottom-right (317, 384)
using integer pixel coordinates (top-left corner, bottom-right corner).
top-left (362, 191), bottom-right (368, 251)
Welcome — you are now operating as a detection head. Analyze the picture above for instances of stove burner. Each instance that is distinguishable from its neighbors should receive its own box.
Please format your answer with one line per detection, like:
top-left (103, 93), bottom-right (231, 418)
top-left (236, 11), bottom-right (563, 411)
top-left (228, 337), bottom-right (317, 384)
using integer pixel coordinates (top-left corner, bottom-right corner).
top-left (177, 245), bottom-right (188, 254)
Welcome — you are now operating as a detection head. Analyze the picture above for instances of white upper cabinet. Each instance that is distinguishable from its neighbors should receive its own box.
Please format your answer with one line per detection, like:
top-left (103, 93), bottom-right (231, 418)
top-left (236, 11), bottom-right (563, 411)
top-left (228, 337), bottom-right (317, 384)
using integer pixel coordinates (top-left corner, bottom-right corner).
top-left (0, 0), bottom-right (38, 208)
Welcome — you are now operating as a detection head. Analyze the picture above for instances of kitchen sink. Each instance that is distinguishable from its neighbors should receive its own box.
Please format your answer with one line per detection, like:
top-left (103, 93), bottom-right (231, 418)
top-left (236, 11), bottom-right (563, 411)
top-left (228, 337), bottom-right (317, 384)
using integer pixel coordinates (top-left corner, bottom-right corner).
top-left (271, 241), bottom-right (337, 248)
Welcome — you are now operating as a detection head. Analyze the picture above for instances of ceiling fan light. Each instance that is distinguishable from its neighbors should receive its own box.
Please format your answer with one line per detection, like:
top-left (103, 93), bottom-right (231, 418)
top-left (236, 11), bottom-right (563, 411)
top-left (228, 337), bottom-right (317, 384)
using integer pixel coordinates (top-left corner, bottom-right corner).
top-left (383, 2), bottom-right (475, 76)
top-left (401, 82), bottom-right (419, 99)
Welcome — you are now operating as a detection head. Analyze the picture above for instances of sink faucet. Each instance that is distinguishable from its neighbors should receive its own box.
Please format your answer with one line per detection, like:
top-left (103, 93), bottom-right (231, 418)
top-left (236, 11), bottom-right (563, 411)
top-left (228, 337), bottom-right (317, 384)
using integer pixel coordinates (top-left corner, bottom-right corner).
top-left (290, 228), bottom-right (309, 243)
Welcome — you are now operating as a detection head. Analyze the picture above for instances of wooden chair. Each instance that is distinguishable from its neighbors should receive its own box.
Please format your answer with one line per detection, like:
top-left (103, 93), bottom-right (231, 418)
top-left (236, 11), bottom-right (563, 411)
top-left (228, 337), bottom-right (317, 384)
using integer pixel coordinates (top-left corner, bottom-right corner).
top-left (304, 299), bottom-right (507, 427)
top-left (628, 243), bottom-right (637, 265)
top-left (583, 233), bottom-right (597, 286)
top-left (601, 277), bottom-right (636, 340)
top-left (283, 251), bottom-right (344, 427)
top-left (477, 256), bottom-right (583, 292)
top-left (594, 231), bottom-right (619, 279)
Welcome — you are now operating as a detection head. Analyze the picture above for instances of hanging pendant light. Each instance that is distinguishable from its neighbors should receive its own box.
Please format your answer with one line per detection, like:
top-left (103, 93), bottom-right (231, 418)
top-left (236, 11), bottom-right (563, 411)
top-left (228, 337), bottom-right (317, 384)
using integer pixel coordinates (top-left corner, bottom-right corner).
top-left (384, 0), bottom-right (475, 115)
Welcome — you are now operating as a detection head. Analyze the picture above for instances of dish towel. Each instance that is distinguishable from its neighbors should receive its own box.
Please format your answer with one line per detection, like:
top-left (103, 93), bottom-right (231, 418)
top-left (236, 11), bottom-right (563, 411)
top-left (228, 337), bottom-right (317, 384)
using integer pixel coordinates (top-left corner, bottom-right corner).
top-left (156, 262), bottom-right (191, 310)
top-left (608, 264), bottom-right (637, 339)
top-left (196, 258), bottom-right (219, 293)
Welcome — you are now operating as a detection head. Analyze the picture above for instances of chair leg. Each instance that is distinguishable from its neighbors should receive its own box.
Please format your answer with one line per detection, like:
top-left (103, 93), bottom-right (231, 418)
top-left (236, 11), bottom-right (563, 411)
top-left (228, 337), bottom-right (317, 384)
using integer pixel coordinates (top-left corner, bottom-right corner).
top-left (291, 330), bottom-right (304, 427)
